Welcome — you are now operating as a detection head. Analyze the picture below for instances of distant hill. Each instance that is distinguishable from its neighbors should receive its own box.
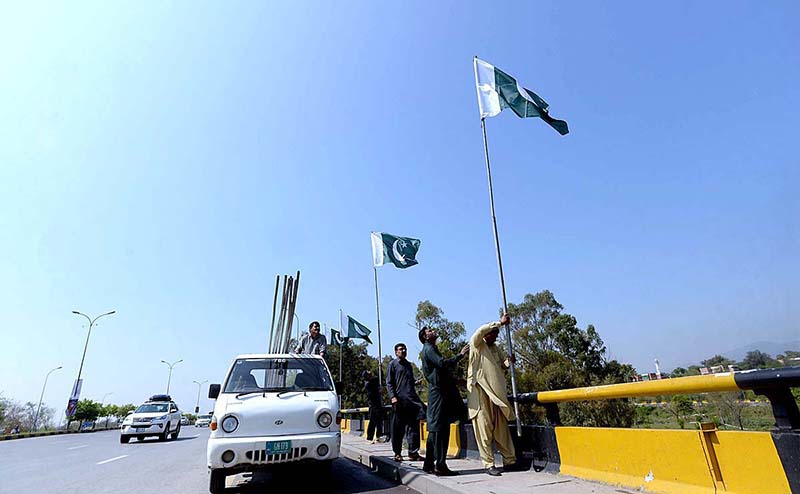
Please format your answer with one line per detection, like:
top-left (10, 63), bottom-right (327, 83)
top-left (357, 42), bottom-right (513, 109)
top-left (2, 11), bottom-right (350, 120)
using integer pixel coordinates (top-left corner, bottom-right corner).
top-left (719, 340), bottom-right (800, 363)
top-left (670, 340), bottom-right (800, 372)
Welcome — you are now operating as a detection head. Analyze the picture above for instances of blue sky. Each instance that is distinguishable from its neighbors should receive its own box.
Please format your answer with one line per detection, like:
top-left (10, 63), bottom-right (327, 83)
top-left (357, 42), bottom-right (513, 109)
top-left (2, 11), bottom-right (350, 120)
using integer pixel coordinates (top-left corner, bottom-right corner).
top-left (1, 1), bottom-right (797, 416)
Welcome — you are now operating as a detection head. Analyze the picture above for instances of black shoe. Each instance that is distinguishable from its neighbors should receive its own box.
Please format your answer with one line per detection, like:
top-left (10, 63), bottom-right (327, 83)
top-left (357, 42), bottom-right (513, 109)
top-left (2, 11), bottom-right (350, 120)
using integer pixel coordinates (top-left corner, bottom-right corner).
top-left (435, 467), bottom-right (459, 477)
top-left (502, 462), bottom-right (527, 472)
top-left (422, 464), bottom-right (435, 474)
top-left (407, 452), bottom-right (423, 461)
top-left (486, 466), bottom-right (502, 476)
top-left (392, 454), bottom-right (403, 462)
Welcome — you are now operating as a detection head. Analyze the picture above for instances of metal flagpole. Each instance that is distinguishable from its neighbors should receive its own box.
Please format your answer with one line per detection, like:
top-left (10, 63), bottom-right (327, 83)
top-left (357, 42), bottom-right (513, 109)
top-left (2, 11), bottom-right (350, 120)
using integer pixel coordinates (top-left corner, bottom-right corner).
top-left (338, 309), bottom-right (343, 381)
top-left (481, 117), bottom-right (522, 436)
top-left (373, 267), bottom-right (383, 386)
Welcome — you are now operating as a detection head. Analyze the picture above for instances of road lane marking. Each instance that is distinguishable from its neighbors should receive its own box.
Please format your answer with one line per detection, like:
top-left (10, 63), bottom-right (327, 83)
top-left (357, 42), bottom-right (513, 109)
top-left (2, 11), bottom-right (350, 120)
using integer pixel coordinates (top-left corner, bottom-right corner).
top-left (96, 455), bottom-right (128, 465)
top-left (187, 434), bottom-right (200, 438)
top-left (67, 445), bottom-right (88, 450)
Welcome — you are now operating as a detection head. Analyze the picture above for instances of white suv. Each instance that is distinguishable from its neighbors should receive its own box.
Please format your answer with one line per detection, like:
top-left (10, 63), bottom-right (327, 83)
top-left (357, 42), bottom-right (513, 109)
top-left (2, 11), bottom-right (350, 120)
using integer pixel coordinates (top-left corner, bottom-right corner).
top-left (120, 395), bottom-right (182, 443)
top-left (206, 354), bottom-right (341, 493)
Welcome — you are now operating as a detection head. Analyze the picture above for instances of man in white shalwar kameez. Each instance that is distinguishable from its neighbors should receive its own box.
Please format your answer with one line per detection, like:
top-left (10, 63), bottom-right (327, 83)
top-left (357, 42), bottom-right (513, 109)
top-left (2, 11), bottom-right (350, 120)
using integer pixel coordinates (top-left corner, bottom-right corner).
top-left (466, 313), bottom-right (518, 476)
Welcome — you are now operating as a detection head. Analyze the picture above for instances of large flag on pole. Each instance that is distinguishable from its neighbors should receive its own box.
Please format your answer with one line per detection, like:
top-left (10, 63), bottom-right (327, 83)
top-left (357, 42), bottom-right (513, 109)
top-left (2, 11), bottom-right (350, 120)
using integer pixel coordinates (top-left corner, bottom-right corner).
top-left (371, 232), bottom-right (421, 269)
top-left (345, 315), bottom-right (373, 344)
top-left (474, 57), bottom-right (569, 135)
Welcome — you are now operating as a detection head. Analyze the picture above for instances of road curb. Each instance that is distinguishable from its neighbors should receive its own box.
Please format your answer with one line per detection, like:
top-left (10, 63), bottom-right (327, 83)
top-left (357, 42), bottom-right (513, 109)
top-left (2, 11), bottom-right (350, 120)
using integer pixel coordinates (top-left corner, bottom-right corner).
top-left (340, 441), bottom-right (464, 494)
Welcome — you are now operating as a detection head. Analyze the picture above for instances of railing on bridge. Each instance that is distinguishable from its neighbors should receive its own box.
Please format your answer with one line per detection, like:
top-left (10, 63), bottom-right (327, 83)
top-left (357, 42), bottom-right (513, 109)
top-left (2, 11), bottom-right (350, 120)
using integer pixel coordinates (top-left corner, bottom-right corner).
top-left (339, 367), bottom-right (800, 494)
top-left (517, 366), bottom-right (800, 431)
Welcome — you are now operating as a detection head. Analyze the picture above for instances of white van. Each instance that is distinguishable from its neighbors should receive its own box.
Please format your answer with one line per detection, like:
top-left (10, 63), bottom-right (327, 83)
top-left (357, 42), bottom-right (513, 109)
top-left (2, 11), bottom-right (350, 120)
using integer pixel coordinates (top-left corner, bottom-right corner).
top-left (206, 354), bottom-right (340, 493)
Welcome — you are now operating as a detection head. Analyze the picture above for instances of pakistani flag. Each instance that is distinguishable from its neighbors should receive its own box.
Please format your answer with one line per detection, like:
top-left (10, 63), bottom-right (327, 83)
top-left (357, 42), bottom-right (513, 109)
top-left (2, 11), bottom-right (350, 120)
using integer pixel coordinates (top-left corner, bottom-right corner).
top-left (331, 328), bottom-right (346, 346)
top-left (371, 232), bottom-right (421, 269)
top-left (474, 57), bottom-right (569, 135)
top-left (346, 315), bottom-right (373, 344)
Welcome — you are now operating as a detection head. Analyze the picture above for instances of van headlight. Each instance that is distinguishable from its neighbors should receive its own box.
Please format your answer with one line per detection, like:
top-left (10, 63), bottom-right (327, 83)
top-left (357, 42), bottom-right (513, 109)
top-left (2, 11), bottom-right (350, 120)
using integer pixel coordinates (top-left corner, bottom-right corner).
top-left (221, 415), bottom-right (239, 433)
top-left (317, 412), bottom-right (332, 428)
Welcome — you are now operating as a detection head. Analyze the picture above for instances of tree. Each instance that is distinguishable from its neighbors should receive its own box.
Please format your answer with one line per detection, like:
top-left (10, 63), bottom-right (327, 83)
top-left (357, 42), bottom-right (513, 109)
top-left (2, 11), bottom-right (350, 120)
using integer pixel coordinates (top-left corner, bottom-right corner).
top-left (666, 395), bottom-right (695, 429)
top-left (74, 399), bottom-right (102, 423)
top-left (506, 290), bottom-right (635, 427)
top-left (708, 392), bottom-right (746, 430)
top-left (325, 341), bottom-right (378, 409)
top-left (701, 355), bottom-right (734, 368)
top-left (0, 397), bottom-right (30, 432)
top-left (740, 350), bottom-right (779, 370)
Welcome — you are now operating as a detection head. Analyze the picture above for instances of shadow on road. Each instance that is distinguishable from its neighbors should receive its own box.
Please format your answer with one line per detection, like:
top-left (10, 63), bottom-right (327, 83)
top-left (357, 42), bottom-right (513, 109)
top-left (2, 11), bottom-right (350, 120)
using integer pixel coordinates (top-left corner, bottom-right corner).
top-left (223, 460), bottom-right (400, 494)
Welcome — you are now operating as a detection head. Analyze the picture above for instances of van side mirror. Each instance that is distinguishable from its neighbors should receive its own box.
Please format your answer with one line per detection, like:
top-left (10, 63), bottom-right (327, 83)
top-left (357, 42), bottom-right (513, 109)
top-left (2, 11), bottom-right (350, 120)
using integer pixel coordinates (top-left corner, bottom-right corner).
top-left (334, 381), bottom-right (343, 395)
top-left (209, 384), bottom-right (221, 399)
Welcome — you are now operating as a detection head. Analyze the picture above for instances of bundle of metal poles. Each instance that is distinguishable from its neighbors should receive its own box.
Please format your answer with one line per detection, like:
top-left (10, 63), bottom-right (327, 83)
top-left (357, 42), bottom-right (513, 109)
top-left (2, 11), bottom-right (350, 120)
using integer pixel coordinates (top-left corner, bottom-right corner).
top-left (268, 271), bottom-right (300, 354)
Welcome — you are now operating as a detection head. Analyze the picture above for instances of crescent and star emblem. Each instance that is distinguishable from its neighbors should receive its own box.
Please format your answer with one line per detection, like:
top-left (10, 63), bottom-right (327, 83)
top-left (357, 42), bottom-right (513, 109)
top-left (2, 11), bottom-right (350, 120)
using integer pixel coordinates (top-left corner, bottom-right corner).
top-left (392, 239), bottom-right (408, 265)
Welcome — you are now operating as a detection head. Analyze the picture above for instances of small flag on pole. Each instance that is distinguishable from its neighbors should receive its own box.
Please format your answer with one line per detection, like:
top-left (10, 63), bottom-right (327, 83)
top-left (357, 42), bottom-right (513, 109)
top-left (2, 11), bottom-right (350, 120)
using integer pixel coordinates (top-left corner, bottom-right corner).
top-left (474, 57), bottom-right (569, 135)
top-left (371, 232), bottom-right (421, 269)
top-left (345, 315), bottom-right (373, 344)
top-left (331, 328), bottom-right (346, 346)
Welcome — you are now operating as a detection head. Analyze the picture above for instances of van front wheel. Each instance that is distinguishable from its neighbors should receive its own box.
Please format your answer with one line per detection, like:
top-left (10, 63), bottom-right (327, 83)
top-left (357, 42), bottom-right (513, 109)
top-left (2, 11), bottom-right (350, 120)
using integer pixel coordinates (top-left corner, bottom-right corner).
top-left (209, 469), bottom-right (225, 494)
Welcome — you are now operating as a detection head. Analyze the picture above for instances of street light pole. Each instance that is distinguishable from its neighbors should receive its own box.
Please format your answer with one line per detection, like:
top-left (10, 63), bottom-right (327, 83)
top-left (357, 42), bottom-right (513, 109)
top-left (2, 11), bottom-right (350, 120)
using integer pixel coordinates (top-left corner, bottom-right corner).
top-left (161, 359), bottom-right (183, 395)
top-left (72, 310), bottom-right (116, 389)
top-left (33, 365), bottom-right (62, 431)
top-left (69, 310), bottom-right (115, 426)
top-left (193, 380), bottom-right (208, 413)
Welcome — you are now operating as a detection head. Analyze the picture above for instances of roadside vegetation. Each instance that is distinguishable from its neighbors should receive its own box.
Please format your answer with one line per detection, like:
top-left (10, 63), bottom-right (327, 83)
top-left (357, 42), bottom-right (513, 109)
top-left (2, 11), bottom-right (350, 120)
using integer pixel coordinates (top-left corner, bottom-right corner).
top-left (0, 394), bottom-right (135, 434)
top-left (330, 289), bottom-right (798, 431)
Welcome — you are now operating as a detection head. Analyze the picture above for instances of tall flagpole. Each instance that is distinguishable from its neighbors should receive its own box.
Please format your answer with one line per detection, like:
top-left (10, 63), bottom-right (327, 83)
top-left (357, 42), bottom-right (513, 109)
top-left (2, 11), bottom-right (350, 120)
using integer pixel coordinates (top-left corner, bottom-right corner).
top-left (338, 309), bottom-right (344, 381)
top-left (481, 117), bottom-right (522, 436)
top-left (373, 267), bottom-right (383, 386)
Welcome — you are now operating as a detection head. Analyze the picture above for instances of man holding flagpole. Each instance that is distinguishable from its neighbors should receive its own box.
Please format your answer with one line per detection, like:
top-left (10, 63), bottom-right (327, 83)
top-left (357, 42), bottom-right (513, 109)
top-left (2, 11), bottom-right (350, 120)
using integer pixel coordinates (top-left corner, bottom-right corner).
top-left (467, 313), bottom-right (522, 476)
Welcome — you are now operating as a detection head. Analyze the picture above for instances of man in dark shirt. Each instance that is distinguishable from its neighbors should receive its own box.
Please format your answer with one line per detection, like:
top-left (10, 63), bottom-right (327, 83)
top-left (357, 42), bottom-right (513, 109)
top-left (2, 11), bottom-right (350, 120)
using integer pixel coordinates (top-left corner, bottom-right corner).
top-left (363, 370), bottom-right (385, 443)
top-left (420, 326), bottom-right (468, 476)
top-left (386, 342), bottom-right (424, 462)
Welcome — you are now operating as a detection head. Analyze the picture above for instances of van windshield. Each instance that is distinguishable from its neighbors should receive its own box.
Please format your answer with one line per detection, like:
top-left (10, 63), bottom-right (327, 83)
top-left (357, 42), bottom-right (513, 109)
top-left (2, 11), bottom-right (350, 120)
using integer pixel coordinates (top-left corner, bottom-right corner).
top-left (223, 357), bottom-right (333, 393)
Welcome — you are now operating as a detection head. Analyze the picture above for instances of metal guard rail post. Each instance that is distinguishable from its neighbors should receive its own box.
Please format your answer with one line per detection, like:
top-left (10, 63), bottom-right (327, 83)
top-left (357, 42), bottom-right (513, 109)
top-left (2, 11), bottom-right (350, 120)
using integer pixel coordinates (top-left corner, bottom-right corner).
top-left (515, 366), bottom-right (800, 431)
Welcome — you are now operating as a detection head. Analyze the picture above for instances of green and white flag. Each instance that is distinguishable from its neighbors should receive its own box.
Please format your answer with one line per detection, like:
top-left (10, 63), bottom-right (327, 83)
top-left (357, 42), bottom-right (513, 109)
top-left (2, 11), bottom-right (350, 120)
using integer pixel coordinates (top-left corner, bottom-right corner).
top-left (345, 315), bottom-right (372, 344)
top-left (473, 57), bottom-right (569, 135)
top-left (330, 328), bottom-right (346, 346)
top-left (371, 232), bottom-right (421, 269)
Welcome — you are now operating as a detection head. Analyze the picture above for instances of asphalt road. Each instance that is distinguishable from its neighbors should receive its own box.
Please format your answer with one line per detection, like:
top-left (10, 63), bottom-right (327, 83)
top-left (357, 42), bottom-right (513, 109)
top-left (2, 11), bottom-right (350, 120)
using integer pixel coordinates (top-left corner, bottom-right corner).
top-left (0, 428), bottom-right (412, 494)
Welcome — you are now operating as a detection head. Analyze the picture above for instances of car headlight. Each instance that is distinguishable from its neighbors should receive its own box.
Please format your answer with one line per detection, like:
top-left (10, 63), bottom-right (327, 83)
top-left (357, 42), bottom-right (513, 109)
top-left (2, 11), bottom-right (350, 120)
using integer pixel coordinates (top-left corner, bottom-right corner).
top-left (154, 415), bottom-right (168, 421)
top-left (221, 415), bottom-right (238, 433)
top-left (317, 412), bottom-right (332, 428)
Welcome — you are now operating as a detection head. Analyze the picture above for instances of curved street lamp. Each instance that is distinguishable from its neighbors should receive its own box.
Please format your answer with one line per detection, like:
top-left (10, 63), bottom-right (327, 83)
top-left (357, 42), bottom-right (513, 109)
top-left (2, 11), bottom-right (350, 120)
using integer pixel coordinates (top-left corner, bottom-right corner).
top-left (193, 379), bottom-right (208, 413)
top-left (161, 359), bottom-right (183, 395)
top-left (33, 365), bottom-right (62, 431)
top-left (69, 310), bottom-right (115, 424)
top-left (71, 310), bottom-right (116, 389)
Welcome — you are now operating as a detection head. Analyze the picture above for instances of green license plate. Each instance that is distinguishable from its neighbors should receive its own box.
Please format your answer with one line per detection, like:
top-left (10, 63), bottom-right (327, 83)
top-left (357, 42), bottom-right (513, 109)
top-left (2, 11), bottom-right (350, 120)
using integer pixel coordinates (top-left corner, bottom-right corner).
top-left (266, 440), bottom-right (292, 455)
